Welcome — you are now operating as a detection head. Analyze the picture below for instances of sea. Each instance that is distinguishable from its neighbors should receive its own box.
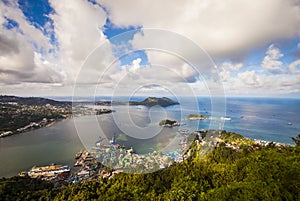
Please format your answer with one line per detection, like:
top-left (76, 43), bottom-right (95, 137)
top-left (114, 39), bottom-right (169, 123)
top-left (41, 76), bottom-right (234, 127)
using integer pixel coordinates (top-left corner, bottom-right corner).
top-left (0, 96), bottom-right (299, 177)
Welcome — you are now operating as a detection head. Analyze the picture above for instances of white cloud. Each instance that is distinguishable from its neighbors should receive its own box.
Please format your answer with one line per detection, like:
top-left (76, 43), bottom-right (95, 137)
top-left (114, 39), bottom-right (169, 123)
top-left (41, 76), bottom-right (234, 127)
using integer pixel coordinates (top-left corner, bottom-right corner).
top-left (49, 0), bottom-right (108, 84)
top-left (0, 2), bottom-right (62, 85)
top-left (221, 62), bottom-right (243, 71)
top-left (0, 0), bottom-right (112, 95)
top-left (1, 1), bottom-right (53, 53)
top-left (1, 0), bottom-right (300, 97)
top-left (261, 44), bottom-right (284, 73)
top-left (99, 0), bottom-right (300, 58)
top-left (220, 70), bottom-right (231, 82)
top-left (98, 55), bottom-right (206, 96)
top-left (129, 58), bottom-right (142, 73)
top-left (237, 70), bottom-right (259, 86)
top-left (289, 59), bottom-right (300, 74)
top-left (219, 62), bottom-right (243, 82)
top-left (129, 30), bottom-right (213, 83)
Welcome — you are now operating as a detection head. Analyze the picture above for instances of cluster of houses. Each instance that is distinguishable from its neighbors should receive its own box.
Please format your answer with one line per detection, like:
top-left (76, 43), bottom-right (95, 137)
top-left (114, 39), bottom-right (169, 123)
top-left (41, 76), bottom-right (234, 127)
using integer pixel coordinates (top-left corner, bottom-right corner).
top-left (0, 131), bottom-right (13, 137)
top-left (0, 118), bottom-right (54, 138)
top-left (16, 118), bottom-right (52, 132)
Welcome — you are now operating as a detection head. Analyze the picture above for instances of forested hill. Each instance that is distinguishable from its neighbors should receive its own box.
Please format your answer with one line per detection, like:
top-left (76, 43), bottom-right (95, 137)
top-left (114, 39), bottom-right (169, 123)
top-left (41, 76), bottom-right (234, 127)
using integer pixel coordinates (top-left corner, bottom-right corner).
top-left (1, 133), bottom-right (300, 201)
top-left (0, 95), bottom-right (71, 106)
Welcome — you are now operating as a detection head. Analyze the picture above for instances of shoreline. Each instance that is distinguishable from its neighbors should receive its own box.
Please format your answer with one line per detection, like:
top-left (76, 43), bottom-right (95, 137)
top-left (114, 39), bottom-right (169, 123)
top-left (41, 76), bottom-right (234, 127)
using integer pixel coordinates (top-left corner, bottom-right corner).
top-left (0, 107), bottom-right (114, 138)
top-left (0, 118), bottom-right (67, 138)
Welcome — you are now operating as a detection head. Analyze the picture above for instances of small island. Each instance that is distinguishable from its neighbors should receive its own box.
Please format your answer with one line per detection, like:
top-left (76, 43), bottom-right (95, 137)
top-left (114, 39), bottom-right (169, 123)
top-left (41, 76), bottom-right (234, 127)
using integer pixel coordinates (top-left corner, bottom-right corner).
top-left (159, 119), bottom-right (180, 127)
top-left (95, 108), bottom-right (115, 115)
top-left (129, 97), bottom-right (179, 107)
top-left (187, 114), bottom-right (208, 120)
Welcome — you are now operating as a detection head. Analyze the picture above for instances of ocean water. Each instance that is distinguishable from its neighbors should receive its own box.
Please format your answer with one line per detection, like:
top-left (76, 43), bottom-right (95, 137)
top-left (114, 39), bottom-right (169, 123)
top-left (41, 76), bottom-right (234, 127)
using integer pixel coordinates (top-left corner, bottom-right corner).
top-left (86, 96), bottom-right (300, 145)
top-left (0, 97), bottom-right (299, 177)
top-left (224, 97), bottom-right (300, 144)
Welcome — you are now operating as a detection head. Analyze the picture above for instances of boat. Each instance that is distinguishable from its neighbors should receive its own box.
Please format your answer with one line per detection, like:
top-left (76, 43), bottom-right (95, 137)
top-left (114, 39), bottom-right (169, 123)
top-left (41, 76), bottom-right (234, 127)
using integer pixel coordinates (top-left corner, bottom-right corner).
top-left (75, 150), bottom-right (83, 159)
top-left (221, 117), bottom-right (232, 121)
top-left (18, 171), bottom-right (27, 177)
top-left (136, 105), bottom-right (144, 110)
top-left (287, 122), bottom-right (292, 125)
top-left (27, 164), bottom-right (70, 178)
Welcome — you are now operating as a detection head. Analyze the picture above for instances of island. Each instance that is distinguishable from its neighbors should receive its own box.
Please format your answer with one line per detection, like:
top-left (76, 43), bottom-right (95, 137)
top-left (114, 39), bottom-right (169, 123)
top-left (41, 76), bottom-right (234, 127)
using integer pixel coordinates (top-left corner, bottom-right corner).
top-left (187, 114), bottom-right (208, 120)
top-left (129, 97), bottom-right (179, 107)
top-left (159, 119), bottom-right (180, 127)
top-left (95, 108), bottom-right (115, 115)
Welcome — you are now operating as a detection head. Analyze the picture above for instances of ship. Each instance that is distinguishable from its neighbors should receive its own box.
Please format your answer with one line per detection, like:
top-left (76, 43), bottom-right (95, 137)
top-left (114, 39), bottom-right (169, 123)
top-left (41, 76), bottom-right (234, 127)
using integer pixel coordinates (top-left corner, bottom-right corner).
top-left (27, 164), bottom-right (70, 178)
top-left (75, 150), bottom-right (83, 159)
top-left (221, 117), bottom-right (232, 121)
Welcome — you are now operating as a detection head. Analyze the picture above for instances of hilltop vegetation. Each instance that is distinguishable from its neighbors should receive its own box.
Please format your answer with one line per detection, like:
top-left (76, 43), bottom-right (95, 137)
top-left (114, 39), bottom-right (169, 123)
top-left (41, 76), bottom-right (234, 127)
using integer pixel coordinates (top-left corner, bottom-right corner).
top-left (1, 132), bottom-right (300, 200)
top-left (0, 95), bottom-right (70, 106)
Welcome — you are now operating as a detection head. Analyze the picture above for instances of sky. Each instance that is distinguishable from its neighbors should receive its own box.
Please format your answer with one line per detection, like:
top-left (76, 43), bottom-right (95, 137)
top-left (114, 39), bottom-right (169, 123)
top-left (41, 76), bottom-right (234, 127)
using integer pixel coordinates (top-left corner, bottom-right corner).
top-left (0, 0), bottom-right (300, 98)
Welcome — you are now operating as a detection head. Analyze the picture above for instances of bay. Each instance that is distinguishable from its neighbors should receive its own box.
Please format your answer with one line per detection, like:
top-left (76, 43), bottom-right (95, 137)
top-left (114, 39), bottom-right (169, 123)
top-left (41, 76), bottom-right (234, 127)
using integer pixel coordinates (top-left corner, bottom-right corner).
top-left (0, 119), bottom-right (84, 178)
top-left (0, 97), bottom-right (300, 178)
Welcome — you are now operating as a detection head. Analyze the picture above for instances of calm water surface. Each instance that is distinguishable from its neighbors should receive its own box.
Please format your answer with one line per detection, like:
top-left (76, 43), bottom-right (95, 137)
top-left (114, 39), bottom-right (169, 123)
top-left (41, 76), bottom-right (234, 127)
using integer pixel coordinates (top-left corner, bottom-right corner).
top-left (0, 119), bottom-right (83, 177)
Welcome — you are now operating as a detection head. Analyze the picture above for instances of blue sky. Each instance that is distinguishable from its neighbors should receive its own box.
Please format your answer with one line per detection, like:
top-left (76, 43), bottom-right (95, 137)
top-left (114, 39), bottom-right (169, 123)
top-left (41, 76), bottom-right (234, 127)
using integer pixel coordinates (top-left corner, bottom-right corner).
top-left (0, 0), bottom-right (299, 97)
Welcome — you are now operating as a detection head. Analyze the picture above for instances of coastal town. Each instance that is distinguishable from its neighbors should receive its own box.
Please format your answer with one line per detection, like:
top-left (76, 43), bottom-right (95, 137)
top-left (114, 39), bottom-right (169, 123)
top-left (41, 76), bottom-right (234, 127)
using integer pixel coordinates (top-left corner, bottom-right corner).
top-left (0, 100), bottom-right (114, 138)
top-left (17, 129), bottom-right (290, 187)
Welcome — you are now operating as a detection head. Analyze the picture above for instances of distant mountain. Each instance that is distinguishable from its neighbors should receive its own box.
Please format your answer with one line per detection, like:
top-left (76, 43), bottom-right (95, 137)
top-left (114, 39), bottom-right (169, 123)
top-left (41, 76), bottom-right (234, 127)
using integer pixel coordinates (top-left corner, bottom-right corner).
top-left (0, 95), bottom-right (71, 106)
top-left (129, 97), bottom-right (179, 107)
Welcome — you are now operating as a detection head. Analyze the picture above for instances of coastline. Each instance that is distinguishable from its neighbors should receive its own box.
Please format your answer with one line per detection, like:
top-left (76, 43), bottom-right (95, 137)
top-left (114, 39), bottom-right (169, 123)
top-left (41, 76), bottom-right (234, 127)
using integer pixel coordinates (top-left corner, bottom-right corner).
top-left (0, 118), bottom-right (67, 138)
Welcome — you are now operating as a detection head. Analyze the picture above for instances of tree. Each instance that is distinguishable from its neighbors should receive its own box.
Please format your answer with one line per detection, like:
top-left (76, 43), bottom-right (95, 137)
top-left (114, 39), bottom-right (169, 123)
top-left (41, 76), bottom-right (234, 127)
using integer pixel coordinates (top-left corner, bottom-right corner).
top-left (291, 134), bottom-right (300, 147)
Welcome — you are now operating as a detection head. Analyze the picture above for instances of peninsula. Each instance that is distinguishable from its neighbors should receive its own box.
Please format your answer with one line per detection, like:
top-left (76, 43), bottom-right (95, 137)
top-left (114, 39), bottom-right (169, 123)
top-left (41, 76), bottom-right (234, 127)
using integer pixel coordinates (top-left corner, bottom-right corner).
top-left (0, 95), bottom-right (113, 138)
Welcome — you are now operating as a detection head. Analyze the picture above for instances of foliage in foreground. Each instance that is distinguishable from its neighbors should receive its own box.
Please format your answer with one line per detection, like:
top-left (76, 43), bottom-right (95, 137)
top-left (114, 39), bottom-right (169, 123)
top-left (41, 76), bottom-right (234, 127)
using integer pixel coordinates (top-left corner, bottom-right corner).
top-left (1, 133), bottom-right (300, 201)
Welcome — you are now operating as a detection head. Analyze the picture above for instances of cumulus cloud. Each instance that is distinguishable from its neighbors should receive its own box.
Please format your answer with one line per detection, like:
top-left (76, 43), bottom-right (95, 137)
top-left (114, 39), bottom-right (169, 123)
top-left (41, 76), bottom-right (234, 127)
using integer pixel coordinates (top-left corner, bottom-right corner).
top-left (0, 34), bottom-right (19, 55)
top-left (237, 70), bottom-right (259, 86)
top-left (129, 30), bottom-right (213, 83)
top-left (261, 44), bottom-right (284, 73)
top-left (289, 59), bottom-right (300, 74)
top-left (219, 62), bottom-right (243, 81)
top-left (49, 0), bottom-right (108, 84)
top-left (1, 1), bottom-right (53, 53)
top-left (99, 0), bottom-right (300, 97)
top-left (96, 55), bottom-right (205, 96)
top-left (0, 0), bottom-right (111, 95)
top-left (99, 0), bottom-right (300, 58)
top-left (221, 62), bottom-right (243, 71)
top-left (0, 3), bottom-right (62, 85)
top-left (219, 70), bottom-right (231, 82)
top-left (1, 0), bottom-right (300, 97)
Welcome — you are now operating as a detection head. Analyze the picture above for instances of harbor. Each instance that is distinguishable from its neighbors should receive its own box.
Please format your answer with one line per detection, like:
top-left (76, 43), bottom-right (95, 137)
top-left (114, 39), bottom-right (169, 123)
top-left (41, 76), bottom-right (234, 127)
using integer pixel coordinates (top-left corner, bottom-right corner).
top-left (16, 128), bottom-right (292, 188)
